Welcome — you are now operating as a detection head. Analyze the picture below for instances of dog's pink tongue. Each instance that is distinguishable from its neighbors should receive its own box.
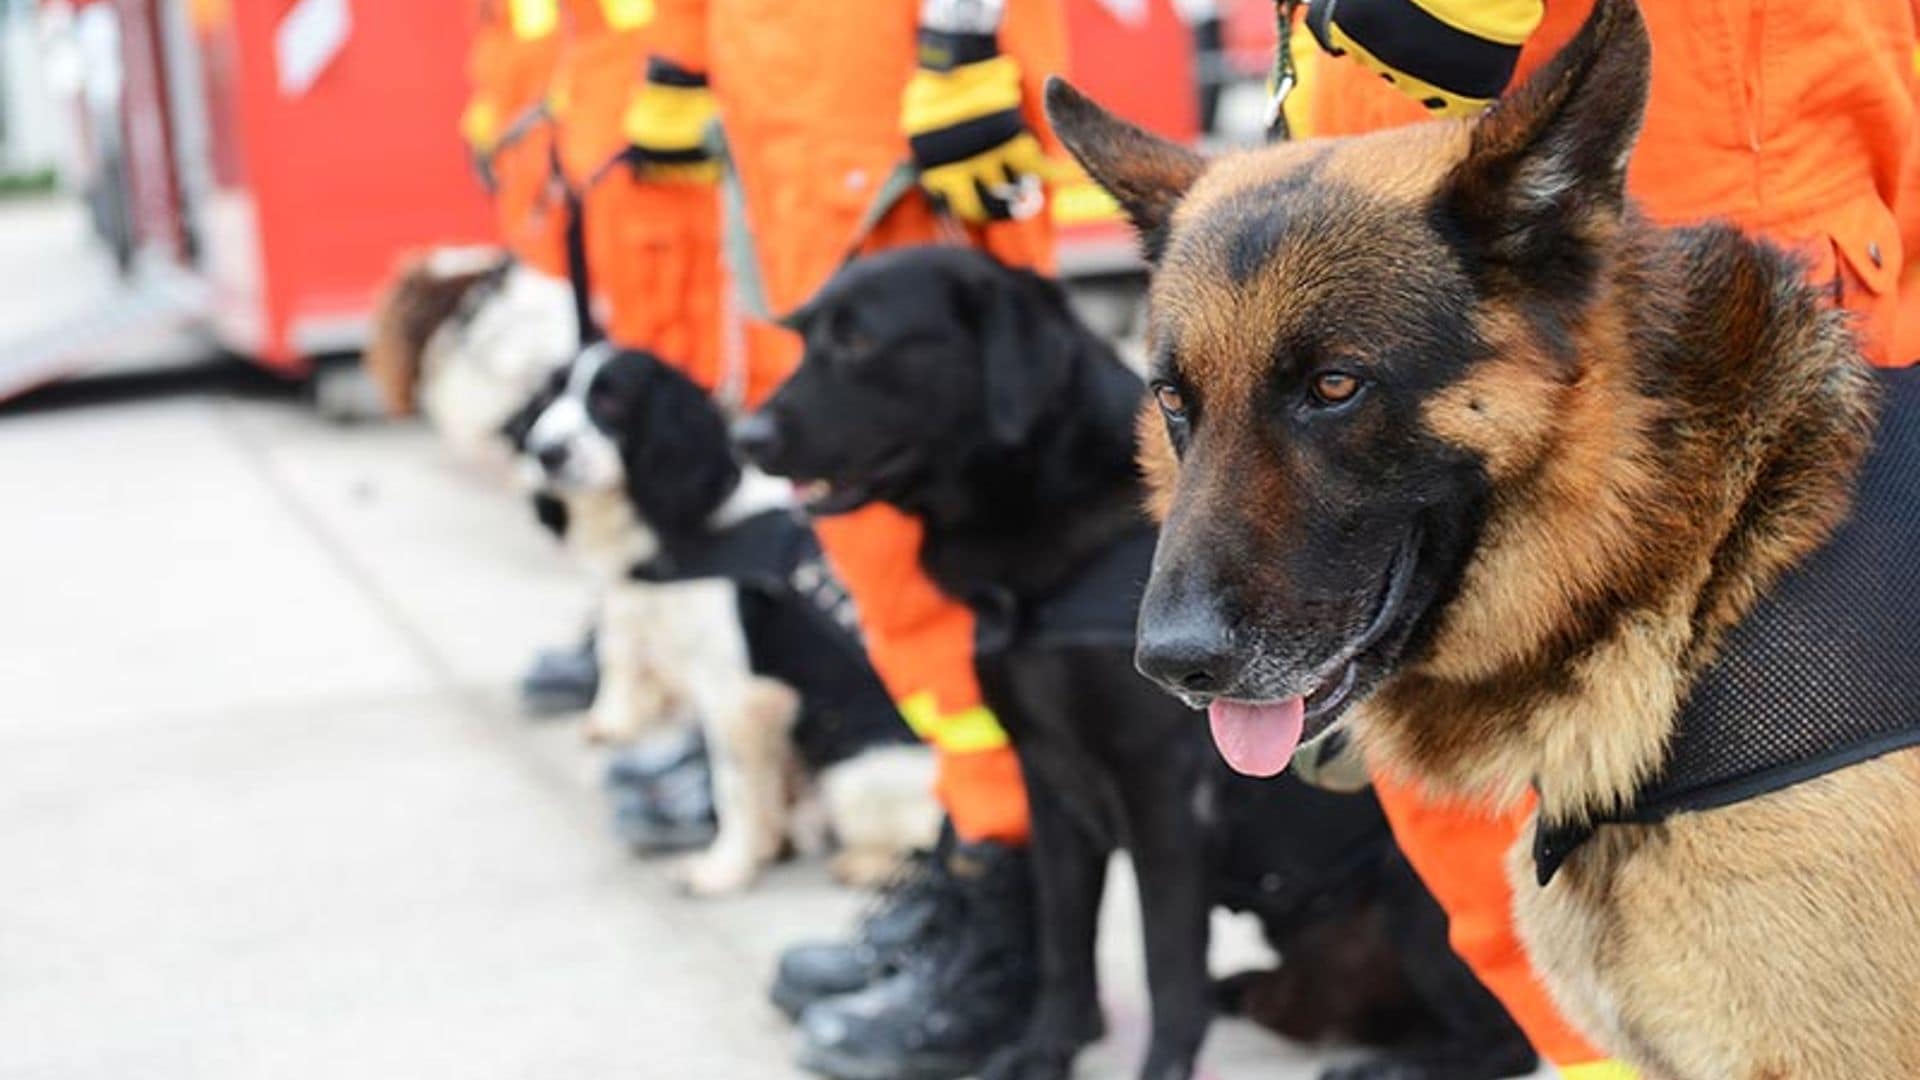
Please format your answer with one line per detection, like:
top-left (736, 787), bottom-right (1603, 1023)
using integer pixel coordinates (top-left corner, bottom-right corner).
top-left (1207, 698), bottom-right (1306, 777)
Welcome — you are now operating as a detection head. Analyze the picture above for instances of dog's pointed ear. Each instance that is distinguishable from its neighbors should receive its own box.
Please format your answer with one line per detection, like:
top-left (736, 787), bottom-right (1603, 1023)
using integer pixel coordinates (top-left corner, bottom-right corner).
top-left (1444, 0), bottom-right (1650, 267)
top-left (1045, 78), bottom-right (1205, 263)
top-left (977, 268), bottom-right (1073, 446)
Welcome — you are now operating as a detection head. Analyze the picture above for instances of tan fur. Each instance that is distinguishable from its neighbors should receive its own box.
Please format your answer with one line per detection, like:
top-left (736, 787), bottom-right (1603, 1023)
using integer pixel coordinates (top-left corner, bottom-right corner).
top-left (819, 746), bottom-right (942, 887)
top-left (1514, 754), bottom-right (1920, 1080)
top-left (1136, 402), bottom-right (1178, 520)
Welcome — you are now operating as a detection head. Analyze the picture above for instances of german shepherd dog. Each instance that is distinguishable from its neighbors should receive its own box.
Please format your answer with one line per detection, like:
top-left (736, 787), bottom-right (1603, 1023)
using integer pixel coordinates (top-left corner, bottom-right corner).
top-left (1047, 0), bottom-right (1920, 1075)
top-left (737, 248), bottom-right (1536, 1080)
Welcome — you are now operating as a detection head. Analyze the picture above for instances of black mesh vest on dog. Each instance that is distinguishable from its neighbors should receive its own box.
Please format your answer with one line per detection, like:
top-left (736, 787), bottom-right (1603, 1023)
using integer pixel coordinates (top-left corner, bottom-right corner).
top-left (632, 509), bottom-right (916, 772)
top-left (971, 525), bottom-right (1160, 656)
top-left (1535, 367), bottom-right (1920, 885)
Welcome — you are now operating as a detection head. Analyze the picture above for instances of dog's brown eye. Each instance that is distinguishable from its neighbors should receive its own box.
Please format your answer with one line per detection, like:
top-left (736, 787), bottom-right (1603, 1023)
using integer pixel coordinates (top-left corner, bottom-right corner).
top-left (1153, 383), bottom-right (1188, 418)
top-left (1311, 371), bottom-right (1361, 405)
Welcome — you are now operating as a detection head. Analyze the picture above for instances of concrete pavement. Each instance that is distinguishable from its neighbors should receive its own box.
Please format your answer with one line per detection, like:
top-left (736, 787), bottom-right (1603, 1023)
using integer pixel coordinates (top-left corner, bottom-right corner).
top-left (0, 385), bottom-right (1390, 1079)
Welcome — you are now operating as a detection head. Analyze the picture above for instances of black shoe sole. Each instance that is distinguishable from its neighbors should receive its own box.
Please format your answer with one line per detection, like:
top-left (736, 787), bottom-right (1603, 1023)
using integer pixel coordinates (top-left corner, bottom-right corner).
top-left (613, 818), bottom-right (717, 855)
top-left (795, 1042), bottom-right (980, 1080)
top-left (519, 688), bottom-right (596, 717)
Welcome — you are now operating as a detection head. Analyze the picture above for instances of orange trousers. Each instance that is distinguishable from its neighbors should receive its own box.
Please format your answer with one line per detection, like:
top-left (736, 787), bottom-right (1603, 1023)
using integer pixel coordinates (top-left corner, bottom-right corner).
top-left (649, 0), bottom-right (1070, 843)
top-left (1315, 0), bottom-right (1920, 1070)
top-left (547, 2), bottom-right (728, 379)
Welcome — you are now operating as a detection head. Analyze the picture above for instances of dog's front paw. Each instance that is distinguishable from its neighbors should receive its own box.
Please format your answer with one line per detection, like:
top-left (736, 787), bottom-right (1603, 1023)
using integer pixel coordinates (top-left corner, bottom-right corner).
top-left (981, 1041), bottom-right (1076, 1080)
top-left (672, 847), bottom-right (760, 897)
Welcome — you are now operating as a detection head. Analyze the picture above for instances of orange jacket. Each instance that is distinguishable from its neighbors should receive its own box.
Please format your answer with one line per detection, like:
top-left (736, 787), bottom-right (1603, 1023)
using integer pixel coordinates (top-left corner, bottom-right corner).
top-left (1322, 1), bottom-right (1919, 1070)
top-left (1310, 0), bottom-right (1919, 366)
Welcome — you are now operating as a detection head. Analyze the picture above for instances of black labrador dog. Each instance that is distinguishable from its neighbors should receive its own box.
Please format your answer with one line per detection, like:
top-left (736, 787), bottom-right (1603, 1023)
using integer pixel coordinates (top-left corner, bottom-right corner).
top-left (735, 246), bottom-right (1534, 1080)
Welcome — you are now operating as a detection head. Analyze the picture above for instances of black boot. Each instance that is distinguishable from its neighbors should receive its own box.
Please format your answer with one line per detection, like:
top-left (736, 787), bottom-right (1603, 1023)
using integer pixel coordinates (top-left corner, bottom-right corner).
top-left (603, 729), bottom-right (717, 855)
top-left (795, 840), bottom-right (1039, 1080)
top-left (518, 626), bottom-right (598, 717)
top-left (769, 828), bottom-right (957, 1019)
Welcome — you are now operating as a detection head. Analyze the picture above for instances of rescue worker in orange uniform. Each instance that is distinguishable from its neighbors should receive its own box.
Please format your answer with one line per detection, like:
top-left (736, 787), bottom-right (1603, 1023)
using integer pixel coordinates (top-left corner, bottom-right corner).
top-left (624, 1), bottom-right (1066, 1075)
top-left (1293, 0), bottom-right (1920, 1075)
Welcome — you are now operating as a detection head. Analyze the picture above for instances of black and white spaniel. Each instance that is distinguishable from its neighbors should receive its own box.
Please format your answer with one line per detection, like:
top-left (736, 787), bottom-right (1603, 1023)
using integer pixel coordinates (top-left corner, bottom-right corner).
top-left (519, 344), bottom-right (938, 894)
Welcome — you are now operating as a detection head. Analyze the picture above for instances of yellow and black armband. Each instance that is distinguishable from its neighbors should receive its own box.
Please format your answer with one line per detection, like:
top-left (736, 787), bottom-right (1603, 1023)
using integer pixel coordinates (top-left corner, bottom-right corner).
top-left (1304, 0), bottom-right (1543, 115)
top-left (621, 56), bottom-right (719, 181)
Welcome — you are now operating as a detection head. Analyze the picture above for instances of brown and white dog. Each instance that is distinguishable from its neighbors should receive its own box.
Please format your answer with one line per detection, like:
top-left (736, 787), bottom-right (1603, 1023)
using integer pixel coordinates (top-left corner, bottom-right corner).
top-left (365, 247), bottom-right (578, 473)
top-left (1049, 1), bottom-right (1920, 1076)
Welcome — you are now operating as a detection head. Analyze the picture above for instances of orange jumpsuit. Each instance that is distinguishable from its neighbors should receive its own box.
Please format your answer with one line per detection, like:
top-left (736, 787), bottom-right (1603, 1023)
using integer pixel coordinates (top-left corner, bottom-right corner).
top-left (550, 0), bottom-right (726, 383)
top-left (464, 0), bottom-right (568, 276)
top-left (648, 0), bottom-right (1071, 843)
top-left (1309, 0), bottom-right (1920, 1071)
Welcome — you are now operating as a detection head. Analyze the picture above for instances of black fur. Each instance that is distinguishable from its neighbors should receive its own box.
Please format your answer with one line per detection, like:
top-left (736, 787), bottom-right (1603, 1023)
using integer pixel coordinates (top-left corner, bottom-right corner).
top-left (589, 351), bottom-right (743, 538)
top-left (743, 247), bottom-right (1533, 1080)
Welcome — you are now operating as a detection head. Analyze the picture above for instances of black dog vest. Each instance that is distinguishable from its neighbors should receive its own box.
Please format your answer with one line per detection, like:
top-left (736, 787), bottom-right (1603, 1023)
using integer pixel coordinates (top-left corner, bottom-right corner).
top-left (971, 525), bottom-right (1161, 656)
top-left (632, 509), bottom-right (916, 772)
top-left (1535, 368), bottom-right (1920, 885)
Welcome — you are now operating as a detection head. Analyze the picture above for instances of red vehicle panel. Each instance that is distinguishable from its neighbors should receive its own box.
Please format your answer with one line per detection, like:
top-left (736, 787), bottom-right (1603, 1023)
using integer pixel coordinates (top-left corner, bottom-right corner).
top-left (189, 0), bottom-right (493, 370)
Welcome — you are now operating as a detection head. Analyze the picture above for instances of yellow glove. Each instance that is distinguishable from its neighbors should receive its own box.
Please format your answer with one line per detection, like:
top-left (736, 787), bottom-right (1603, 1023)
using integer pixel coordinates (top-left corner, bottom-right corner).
top-left (901, 34), bottom-right (1047, 223)
top-left (621, 56), bottom-right (719, 183)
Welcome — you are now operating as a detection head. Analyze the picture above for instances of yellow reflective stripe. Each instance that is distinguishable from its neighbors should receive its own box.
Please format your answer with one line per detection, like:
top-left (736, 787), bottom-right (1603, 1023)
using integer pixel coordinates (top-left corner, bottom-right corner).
top-left (1414, 0), bottom-right (1543, 47)
top-left (600, 0), bottom-right (655, 30)
top-left (509, 0), bottom-right (559, 40)
top-left (901, 56), bottom-right (1024, 137)
top-left (1559, 1062), bottom-right (1641, 1080)
top-left (1326, 25), bottom-right (1491, 117)
top-left (461, 98), bottom-right (501, 151)
top-left (898, 692), bottom-right (1010, 753)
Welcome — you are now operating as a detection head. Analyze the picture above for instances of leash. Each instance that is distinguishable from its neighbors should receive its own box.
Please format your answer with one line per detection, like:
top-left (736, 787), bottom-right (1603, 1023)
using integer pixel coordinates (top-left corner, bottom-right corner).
top-left (553, 141), bottom-right (604, 347)
top-left (713, 124), bottom-right (764, 411)
top-left (1266, 0), bottom-right (1304, 140)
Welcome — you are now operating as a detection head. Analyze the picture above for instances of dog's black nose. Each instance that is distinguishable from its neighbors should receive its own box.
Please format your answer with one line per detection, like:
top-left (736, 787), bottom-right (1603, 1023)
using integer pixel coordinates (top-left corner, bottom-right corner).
top-left (1136, 620), bottom-right (1238, 695)
top-left (535, 444), bottom-right (568, 473)
top-left (730, 412), bottom-right (782, 463)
